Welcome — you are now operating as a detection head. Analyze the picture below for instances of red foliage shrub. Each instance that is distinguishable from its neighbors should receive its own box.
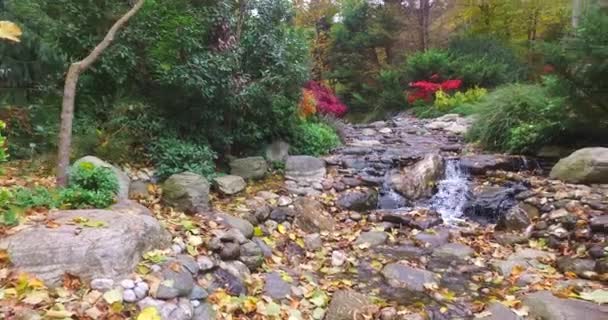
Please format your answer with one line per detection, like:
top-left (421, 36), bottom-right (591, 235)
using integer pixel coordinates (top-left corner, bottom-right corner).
top-left (406, 77), bottom-right (462, 104)
top-left (304, 81), bottom-right (348, 118)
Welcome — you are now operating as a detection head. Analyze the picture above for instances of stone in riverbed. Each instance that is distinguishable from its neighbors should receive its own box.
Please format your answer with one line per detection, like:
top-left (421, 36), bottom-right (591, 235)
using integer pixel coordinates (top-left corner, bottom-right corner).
top-left (230, 156), bottom-right (268, 180)
top-left (522, 291), bottom-right (608, 320)
top-left (263, 272), bottom-right (292, 300)
top-left (590, 215), bottom-right (608, 233)
top-left (293, 198), bottom-right (335, 233)
top-left (213, 175), bottom-right (246, 195)
top-left (215, 213), bottom-right (254, 238)
top-left (495, 204), bottom-right (535, 231)
top-left (0, 203), bottom-right (170, 287)
top-left (325, 290), bottom-right (374, 320)
top-left (163, 172), bottom-right (210, 213)
top-left (381, 263), bottom-right (438, 303)
top-left (355, 231), bottom-right (388, 247)
top-left (390, 153), bottom-right (444, 200)
top-left (459, 154), bottom-right (529, 175)
top-left (556, 257), bottom-right (596, 278)
top-left (432, 243), bottom-right (474, 261)
top-left (285, 156), bottom-right (326, 183)
top-left (464, 185), bottom-right (525, 224)
top-left (336, 189), bottom-right (379, 212)
top-left (549, 147), bottom-right (608, 184)
top-left (479, 302), bottom-right (521, 320)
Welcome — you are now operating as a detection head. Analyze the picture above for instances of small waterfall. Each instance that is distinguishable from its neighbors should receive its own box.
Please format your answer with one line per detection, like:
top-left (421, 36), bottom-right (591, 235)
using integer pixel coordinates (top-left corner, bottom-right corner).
top-left (430, 159), bottom-right (471, 223)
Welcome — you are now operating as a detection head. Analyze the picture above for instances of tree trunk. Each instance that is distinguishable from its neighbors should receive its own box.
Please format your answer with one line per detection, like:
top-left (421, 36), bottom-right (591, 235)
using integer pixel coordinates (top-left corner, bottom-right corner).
top-left (418, 0), bottom-right (431, 51)
top-left (56, 0), bottom-right (145, 187)
top-left (572, 0), bottom-right (582, 28)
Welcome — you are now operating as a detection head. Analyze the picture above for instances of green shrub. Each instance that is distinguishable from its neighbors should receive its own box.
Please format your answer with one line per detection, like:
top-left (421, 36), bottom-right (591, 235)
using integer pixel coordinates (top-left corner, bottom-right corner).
top-left (149, 137), bottom-right (217, 180)
top-left (377, 68), bottom-right (407, 111)
top-left (434, 87), bottom-right (487, 111)
top-left (467, 83), bottom-right (566, 153)
top-left (448, 36), bottom-right (527, 87)
top-left (291, 121), bottom-right (341, 156)
top-left (405, 49), bottom-right (452, 81)
top-left (69, 162), bottom-right (119, 195)
top-left (58, 187), bottom-right (115, 209)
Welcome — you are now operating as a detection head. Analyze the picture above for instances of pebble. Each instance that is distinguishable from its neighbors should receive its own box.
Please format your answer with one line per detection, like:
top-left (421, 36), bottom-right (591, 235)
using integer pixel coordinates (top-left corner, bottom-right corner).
top-left (191, 300), bottom-right (201, 308)
top-left (90, 278), bottom-right (114, 292)
top-left (123, 289), bottom-right (137, 302)
top-left (350, 212), bottom-right (363, 221)
top-left (304, 233), bottom-right (323, 251)
top-left (151, 264), bottom-right (162, 273)
top-left (171, 244), bottom-right (183, 254)
top-left (197, 256), bottom-right (215, 271)
top-left (134, 286), bottom-right (148, 300)
top-left (120, 279), bottom-right (135, 289)
top-left (277, 196), bottom-right (293, 206)
top-left (331, 250), bottom-right (347, 267)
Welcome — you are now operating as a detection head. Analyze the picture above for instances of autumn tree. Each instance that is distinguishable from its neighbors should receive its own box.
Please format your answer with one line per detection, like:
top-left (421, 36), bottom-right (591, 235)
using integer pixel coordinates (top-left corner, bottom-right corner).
top-left (56, 0), bottom-right (144, 186)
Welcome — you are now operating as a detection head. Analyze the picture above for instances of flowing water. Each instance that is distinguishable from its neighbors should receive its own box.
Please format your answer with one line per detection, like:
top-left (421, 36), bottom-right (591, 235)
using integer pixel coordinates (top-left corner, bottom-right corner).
top-left (429, 159), bottom-right (471, 223)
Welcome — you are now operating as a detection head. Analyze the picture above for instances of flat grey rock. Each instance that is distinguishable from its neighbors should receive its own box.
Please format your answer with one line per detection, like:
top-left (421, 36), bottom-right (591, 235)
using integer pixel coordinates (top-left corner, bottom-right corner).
top-left (0, 203), bottom-right (170, 287)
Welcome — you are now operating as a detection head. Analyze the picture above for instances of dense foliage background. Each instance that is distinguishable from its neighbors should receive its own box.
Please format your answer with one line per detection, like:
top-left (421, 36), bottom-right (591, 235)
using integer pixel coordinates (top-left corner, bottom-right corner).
top-left (1, 0), bottom-right (607, 173)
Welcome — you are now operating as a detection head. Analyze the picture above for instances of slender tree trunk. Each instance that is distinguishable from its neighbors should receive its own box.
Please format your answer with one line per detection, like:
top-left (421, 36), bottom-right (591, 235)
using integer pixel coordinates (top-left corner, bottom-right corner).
top-left (417, 0), bottom-right (431, 51)
top-left (56, 0), bottom-right (145, 186)
top-left (572, 0), bottom-right (582, 28)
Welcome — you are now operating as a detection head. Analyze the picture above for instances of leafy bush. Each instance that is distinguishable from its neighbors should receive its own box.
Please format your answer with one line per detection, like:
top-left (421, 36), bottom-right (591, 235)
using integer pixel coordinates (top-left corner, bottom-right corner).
top-left (290, 121), bottom-right (341, 156)
top-left (405, 50), bottom-right (452, 82)
top-left (448, 36), bottom-right (527, 87)
top-left (407, 79), bottom-right (462, 104)
top-left (434, 87), bottom-right (487, 111)
top-left (69, 162), bottom-right (119, 196)
top-left (58, 187), bottom-right (115, 209)
top-left (304, 81), bottom-right (348, 118)
top-left (149, 137), bottom-right (217, 180)
top-left (60, 161), bottom-right (119, 209)
top-left (467, 83), bottom-right (566, 153)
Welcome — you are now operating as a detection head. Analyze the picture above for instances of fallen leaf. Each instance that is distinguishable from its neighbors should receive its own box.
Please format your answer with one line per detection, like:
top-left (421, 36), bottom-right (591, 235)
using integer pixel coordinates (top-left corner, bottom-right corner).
top-left (137, 307), bottom-right (161, 320)
top-left (579, 289), bottom-right (608, 304)
top-left (103, 289), bottom-right (123, 304)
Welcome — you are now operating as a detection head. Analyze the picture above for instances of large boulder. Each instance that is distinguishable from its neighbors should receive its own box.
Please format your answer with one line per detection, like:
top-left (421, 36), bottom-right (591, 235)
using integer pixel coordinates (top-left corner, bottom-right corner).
top-left (230, 156), bottom-right (268, 180)
top-left (0, 202), bottom-right (170, 286)
top-left (522, 291), bottom-right (608, 320)
top-left (74, 156), bottom-right (130, 200)
top-left (163, 172), bottom-right (210, 213)
top-left (325, 290), bottom-right (374, 320)
top-left (285, 156), bottom-right (326, 183)
top-left (390, 153), bottom-right (444, 200)
top-left (549, 147), bottom-right (608, 184)
top-left (293, 198), bottom-right (335, 233)
top-left (213, 175), bottom-right (246, 195)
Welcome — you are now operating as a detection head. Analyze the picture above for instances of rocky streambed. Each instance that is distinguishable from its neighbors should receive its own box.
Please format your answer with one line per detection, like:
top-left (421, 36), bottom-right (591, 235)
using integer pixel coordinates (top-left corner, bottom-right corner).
top-left (2, 113), bottom-right (608, 320)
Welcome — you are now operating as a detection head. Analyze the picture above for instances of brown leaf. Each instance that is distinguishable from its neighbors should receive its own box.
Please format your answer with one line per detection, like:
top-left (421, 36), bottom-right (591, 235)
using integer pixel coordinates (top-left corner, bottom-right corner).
top-left (63, 273), bottom-right (82, 291)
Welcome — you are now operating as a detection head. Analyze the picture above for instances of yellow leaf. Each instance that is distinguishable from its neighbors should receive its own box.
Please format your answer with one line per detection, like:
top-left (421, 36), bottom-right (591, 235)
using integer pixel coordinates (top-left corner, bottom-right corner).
top-left (0, 21), bottom-right (22, 42)
top-left (277, 224), bottom-right (287, 234)
top-left (137, 306), bottom-right (161, 320)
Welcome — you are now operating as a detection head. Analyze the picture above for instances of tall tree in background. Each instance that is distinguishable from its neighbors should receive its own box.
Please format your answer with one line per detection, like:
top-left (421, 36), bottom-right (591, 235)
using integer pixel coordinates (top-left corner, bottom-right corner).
top-left (56, 0), bottom-right (144, 186)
